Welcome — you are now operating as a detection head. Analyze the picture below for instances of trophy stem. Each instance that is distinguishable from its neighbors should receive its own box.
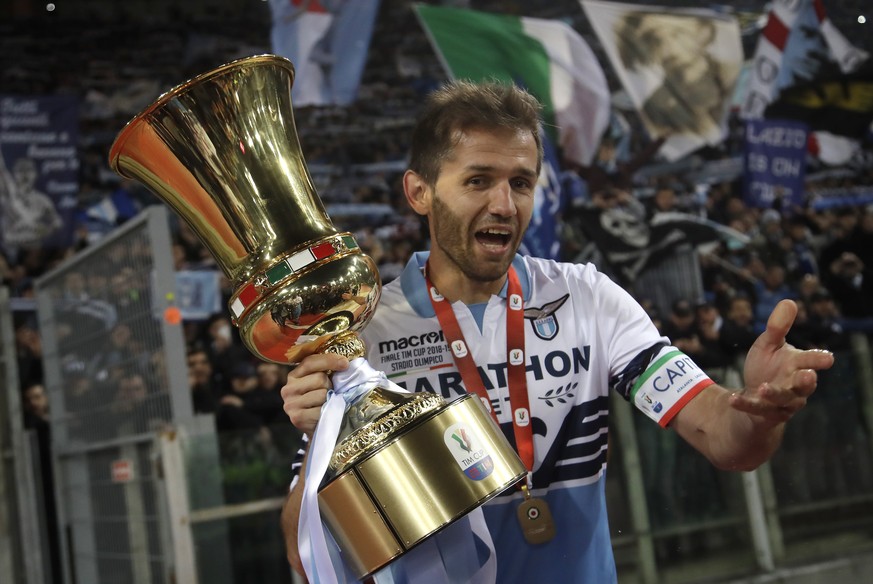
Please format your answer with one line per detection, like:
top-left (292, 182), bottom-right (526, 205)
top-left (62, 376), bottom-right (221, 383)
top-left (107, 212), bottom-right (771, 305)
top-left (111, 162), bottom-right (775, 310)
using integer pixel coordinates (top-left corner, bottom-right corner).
top-left (322, 331), bottom-right (367, 360)
top-left (316, 336), bottom-right (446, 478)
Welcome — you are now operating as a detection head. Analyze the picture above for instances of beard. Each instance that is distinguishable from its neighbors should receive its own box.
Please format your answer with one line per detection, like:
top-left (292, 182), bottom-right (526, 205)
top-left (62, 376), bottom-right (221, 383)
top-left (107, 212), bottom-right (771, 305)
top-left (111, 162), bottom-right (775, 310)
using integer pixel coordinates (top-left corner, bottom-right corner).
top-left (430, 193), bottom-right (518, 283)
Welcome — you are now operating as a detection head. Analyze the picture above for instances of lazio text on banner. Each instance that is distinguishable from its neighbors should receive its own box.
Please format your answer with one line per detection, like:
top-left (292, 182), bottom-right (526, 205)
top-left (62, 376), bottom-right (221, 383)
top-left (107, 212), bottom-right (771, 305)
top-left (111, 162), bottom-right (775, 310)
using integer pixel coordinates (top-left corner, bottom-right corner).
top-left (581, 0), bottom-right (742, 162)
top-left (269, 0), bottom-right (380, 107)
top-left (414, 3), bottom-right (611, 167)
top-left (743, 119), bottom-right (809, 210)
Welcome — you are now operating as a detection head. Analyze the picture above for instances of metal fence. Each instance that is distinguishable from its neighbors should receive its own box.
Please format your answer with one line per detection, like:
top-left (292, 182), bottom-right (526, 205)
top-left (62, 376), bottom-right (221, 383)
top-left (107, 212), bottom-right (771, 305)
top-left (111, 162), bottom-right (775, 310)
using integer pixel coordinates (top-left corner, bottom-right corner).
top-left (1, 286), bottom-right (28, 582)
top-left (1, 286), bottom-right (62, 584)
top-left (35, 206), bottom-right (192, 584)
top-left (26, 206), bottom-right (303, 584)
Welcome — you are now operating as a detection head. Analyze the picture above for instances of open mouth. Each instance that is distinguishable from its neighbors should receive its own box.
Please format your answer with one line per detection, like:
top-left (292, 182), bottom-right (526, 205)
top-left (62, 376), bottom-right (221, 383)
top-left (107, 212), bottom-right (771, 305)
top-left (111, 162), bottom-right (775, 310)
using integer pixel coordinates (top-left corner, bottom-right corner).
top-left (475, 227), bottom-right (512, 248)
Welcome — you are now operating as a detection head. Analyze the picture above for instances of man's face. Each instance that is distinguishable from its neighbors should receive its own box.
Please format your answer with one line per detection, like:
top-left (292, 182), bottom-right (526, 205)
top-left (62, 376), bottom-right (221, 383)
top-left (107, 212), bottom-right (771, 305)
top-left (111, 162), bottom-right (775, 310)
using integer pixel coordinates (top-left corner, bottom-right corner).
top-left (728, 299), bottom-right (753, 326)
top-left (187, 351), bottom-right (212, 385)
top-left (764, 266), bottom-right (786, 288)
top-left (425, 127), bottom-right (538, 283)
top-left (25, 384), bottom-right (49, 416)
top-left (257, 363), bottom-right (283, 389)
top-left (119, 375), bottom-right (148, 405)
top-left (13, 158), bottom-right (38, 189)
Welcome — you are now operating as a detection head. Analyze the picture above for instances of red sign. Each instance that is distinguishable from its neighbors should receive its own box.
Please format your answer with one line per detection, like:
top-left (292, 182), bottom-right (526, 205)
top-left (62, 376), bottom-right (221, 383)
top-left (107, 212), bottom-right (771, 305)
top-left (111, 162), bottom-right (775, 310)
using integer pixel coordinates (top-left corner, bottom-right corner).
top-left (111, 459), bottom-right (134, 483)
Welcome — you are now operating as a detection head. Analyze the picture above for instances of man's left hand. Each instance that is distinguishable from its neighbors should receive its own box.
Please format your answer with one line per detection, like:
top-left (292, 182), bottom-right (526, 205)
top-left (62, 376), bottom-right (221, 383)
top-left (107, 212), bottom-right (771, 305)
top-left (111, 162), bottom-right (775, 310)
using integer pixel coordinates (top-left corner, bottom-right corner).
top-left (731, 300), bottom-right (834, 424)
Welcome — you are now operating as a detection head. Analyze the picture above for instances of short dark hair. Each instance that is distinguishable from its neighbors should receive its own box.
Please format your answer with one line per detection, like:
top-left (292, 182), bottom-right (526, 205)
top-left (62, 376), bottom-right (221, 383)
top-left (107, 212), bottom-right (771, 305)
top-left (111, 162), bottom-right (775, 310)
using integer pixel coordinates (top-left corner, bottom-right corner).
top-left (408, 79), bottom-right (544, 186)
top-left (671, 299), bottom-right (693, 318)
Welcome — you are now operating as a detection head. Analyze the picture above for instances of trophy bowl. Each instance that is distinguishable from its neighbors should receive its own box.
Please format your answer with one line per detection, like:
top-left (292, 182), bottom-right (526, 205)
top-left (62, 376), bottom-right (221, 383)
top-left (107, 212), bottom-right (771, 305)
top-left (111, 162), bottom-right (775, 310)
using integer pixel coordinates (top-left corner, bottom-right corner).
top-left (109, 54), bottom-right (525, 579)
top-left (108, 54), bottom-right (379, 365)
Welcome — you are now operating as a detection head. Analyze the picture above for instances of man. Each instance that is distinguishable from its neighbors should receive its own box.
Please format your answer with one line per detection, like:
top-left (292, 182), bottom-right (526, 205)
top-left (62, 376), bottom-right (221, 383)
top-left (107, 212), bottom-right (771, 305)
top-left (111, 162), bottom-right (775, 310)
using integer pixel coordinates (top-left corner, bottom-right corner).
top-left (187, 344), bottom-right (222, 414)
top-left (279, 81), bottom-right (833, 582)
top-left (0, 155), bottom-right (63, 252)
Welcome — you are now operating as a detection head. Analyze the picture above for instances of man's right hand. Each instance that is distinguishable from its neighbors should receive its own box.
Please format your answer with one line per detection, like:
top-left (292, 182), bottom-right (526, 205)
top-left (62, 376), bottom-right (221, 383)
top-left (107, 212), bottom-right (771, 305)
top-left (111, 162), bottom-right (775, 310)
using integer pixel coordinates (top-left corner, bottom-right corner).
top-left (280, 353), bottom-right (350, 435)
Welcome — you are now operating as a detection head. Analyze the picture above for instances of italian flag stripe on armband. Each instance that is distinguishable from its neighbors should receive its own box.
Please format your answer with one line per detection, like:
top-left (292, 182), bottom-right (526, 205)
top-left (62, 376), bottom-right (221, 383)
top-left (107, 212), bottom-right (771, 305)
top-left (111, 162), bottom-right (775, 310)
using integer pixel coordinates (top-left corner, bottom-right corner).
top-left (631, 348), bottom-right (714, 427)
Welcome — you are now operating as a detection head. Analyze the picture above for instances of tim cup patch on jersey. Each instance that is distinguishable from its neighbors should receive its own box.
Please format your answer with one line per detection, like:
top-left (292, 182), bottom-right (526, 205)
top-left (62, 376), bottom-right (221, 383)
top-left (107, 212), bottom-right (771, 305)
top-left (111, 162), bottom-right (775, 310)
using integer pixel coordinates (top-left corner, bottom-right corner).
top-left (514, 407), bottom-right (531, 427)
top-left (632, 346), bottom-right (714, 427)
top-left (524, 294), bottom-right (569, 341)
top-left (444, 423), bottom-right (495, 481)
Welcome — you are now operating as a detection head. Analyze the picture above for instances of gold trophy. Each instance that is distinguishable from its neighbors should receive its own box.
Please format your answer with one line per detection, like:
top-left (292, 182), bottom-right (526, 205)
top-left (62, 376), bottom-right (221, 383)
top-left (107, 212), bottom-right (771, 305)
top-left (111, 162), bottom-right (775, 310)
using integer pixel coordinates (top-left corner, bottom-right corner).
top-left (109, 55), bottom-right (525, 579)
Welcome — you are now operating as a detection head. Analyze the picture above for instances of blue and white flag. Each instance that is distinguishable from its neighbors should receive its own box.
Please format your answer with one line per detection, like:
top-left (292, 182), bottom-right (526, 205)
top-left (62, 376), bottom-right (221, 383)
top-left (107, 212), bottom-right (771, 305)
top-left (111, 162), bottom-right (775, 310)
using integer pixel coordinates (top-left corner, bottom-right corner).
top-left (269, 0), bottom-right (380, 106)
top-left (739, 0), bottom-right (869, 166)
top-left (520, 128), bottom-right (564, 261)
top-left (740, 0), bottom-right (868, 120)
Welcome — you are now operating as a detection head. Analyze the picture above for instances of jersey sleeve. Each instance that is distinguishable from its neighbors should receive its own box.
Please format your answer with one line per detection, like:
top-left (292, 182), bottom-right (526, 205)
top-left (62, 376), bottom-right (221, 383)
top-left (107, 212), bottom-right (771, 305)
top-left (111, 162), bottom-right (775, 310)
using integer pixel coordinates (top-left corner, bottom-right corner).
top-left (582, 266), bottom-right (714, 427)
top-left (625, 345), bottom-right (714, 427)
top-left (610, 340), bottom-right (715, 427)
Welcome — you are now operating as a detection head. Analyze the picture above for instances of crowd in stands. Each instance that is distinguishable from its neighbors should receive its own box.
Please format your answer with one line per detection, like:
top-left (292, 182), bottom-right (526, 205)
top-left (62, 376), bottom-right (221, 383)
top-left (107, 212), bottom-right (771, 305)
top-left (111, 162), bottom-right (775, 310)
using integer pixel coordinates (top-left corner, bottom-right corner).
top-left (3, 1), bottom-right (873, 477)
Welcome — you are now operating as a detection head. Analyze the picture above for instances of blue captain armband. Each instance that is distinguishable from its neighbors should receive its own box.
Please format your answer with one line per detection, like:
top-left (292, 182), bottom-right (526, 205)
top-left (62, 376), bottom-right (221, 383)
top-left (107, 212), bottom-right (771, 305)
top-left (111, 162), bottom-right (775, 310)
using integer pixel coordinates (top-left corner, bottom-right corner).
top-left (631, 346), bottom-right (714, 427)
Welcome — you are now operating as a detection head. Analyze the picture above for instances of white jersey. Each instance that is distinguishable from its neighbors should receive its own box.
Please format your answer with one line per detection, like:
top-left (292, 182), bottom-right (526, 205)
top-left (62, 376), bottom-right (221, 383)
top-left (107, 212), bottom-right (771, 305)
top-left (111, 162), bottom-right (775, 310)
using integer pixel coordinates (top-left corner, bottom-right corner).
top-left (356, 252), bottom-right (706, 583)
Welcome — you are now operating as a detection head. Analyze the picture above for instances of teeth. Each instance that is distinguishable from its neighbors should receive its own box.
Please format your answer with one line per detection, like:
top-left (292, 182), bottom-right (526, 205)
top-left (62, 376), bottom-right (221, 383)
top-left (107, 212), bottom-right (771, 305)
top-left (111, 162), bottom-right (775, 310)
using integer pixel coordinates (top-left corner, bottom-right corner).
top-left (482, 228), bottom-right (510, 235)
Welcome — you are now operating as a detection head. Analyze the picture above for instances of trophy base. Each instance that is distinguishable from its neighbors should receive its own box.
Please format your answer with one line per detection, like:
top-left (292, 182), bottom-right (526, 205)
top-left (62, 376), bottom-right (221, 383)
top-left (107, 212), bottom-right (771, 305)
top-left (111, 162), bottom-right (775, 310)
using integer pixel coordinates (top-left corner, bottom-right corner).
top-left (318, 393), bottom-right (527, 579)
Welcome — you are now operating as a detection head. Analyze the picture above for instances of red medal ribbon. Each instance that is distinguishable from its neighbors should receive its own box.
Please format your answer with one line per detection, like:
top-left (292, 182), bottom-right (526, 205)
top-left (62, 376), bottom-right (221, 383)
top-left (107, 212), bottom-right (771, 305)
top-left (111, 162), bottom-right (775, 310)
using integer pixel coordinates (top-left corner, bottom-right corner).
top-left (424, 262), bottom-right (534, 472)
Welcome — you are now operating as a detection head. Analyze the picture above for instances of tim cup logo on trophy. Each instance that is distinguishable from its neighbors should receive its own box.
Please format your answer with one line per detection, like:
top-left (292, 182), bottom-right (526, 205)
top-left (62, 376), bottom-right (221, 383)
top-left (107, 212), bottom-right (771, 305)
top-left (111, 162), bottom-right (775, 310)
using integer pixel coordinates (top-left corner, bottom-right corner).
top-left (109, 55), bottom-right (525, 580)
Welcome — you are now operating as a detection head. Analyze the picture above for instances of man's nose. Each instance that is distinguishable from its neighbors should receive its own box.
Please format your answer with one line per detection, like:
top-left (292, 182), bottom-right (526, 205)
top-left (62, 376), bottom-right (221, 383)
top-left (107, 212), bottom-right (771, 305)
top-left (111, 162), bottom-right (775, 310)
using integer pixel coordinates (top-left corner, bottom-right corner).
top-left (488, 182), bottom-right (517, 216)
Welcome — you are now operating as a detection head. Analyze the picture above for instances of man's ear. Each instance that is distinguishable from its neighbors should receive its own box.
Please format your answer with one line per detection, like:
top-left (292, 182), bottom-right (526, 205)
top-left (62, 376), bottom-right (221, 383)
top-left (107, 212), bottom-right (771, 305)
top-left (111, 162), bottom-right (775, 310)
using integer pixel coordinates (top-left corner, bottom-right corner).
top-left (403, 170), bottom-right (430, 216)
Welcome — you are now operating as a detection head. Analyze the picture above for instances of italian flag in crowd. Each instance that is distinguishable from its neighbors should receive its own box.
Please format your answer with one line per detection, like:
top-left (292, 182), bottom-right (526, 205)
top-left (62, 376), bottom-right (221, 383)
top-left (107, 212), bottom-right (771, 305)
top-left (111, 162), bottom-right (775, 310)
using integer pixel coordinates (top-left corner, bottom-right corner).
top-left (414, 3), bottom-right (611, 167)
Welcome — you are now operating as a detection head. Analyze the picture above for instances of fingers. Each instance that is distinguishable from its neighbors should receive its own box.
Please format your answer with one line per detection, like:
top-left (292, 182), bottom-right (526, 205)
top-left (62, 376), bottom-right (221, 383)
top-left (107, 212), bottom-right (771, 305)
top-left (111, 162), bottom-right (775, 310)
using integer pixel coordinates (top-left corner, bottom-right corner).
top-left (729, 395), bottom-right (795, 424)
top-left (288, 353), bottom-right (350, 381)
top-left (283, 389), bottom-right (328, 434)
top-left (729, 379), bottom-right (813, 423)
top-left (797, 348), bottom-right (835, 372)
top-left (788, 368), bottom-right (820, 397)
top-left (280, 353), bottom-right (350, 435)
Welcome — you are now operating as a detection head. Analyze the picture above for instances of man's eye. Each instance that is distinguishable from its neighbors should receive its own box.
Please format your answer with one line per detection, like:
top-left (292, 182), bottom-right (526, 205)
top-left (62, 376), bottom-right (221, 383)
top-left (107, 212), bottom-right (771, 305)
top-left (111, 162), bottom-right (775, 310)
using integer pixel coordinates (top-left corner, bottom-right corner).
top-left (513, 179), bottom-right (533, 191)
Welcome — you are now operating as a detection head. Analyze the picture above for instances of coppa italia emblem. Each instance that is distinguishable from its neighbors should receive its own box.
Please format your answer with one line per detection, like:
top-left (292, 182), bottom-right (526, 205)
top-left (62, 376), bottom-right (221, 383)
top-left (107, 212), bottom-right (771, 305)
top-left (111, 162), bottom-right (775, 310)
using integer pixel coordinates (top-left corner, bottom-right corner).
top-left (524, 294), bottom-right (569, 340)
top-left (444, 423), bottom-right (494, 481)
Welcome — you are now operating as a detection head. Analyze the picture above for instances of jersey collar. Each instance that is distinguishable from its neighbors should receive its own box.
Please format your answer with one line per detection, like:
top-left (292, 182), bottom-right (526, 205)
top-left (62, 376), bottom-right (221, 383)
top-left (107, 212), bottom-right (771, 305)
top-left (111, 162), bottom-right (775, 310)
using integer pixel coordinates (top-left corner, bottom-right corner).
top-left (399, 251), bottom-right (531, 318)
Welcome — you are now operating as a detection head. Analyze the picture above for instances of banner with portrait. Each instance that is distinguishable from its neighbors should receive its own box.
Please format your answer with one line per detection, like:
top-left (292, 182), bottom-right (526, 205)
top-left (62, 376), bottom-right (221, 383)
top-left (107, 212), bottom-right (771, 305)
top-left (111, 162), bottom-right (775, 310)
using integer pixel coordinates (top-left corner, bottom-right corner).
top-left (581, 0), bottom-right (743, 161)
top-left (0, 95), bottom-right (78, 256)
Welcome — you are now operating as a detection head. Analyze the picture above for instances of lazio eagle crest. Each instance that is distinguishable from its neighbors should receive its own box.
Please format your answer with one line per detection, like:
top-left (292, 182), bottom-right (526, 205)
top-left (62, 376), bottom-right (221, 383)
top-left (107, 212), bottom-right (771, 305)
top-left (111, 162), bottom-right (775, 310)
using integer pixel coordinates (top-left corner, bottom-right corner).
top-left (524, 294), bottom-right (569, 340)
